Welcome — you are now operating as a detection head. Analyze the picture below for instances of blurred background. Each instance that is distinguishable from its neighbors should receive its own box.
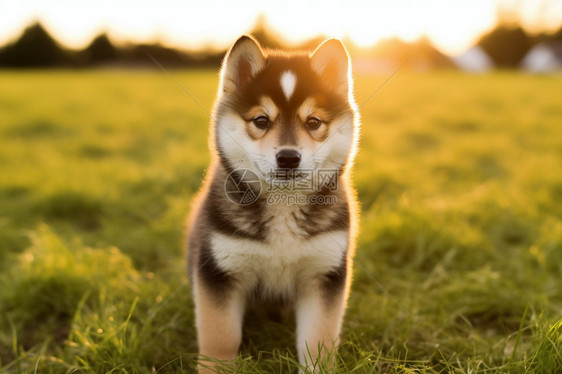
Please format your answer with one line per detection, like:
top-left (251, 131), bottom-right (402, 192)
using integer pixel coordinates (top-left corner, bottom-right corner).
top-left (1, 0), bottom-right (561, 72)
top-left (1, 0), bottom-right (562, 373)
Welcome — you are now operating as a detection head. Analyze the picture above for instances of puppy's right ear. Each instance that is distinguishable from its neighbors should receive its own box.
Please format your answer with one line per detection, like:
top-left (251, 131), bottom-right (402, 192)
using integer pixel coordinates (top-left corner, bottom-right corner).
top-left (220, 35), bottom-right (265, 94)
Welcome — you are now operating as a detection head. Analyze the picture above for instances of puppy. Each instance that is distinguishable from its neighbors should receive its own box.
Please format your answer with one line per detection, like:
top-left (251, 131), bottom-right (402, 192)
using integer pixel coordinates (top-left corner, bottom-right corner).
top-left (187, 35), bottom-right (359, 372)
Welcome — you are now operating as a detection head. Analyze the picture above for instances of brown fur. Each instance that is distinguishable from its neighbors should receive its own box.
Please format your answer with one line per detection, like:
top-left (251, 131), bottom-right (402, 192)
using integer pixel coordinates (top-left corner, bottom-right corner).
top-left (187, 35), bottom-right (360, 372)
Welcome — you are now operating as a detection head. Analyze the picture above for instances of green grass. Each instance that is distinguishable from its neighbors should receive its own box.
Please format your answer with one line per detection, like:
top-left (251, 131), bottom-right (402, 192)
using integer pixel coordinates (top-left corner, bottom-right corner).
top-left (0, 69), bottom-right (561, 373)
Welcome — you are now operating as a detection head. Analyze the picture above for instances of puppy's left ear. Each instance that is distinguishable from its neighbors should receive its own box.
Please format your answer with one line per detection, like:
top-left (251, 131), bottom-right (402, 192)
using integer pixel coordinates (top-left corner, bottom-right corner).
top-left (221, 35), bottom-right (266, 94)
top-left (310, 39), bottom-right (351, 96)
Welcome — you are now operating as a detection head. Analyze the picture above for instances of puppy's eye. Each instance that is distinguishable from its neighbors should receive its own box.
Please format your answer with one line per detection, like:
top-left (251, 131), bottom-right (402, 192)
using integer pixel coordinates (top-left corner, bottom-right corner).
top-left (253, 116), bottom-right (270, 130)
top-left (306, 117), bottom-right (322, 130)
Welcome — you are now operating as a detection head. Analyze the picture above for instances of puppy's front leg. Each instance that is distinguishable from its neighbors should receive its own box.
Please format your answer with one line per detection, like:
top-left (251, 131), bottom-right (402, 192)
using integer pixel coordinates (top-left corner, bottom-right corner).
top-left (194, 280), bottom-right (245, 373)
top-left (295, 280), bottom-right (348, 371)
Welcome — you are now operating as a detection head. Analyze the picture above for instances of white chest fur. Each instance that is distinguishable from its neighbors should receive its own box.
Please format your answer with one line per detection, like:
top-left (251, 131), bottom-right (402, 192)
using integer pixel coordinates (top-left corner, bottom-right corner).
top-left (210, 204), bottom-right (349, 299)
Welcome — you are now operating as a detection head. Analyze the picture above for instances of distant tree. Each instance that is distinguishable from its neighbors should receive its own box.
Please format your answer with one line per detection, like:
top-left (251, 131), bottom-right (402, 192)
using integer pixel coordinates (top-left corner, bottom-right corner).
top-left (552, 26), bottom-right (562, 41)
top-left (366, 36), bottom-right (454, 70)
top-left (189, 50), bottom-right (224, 68)
top-left (83, 33), bottom-right (117, 65)
top-left (0, 22), bottom-right (70, 67)
top-left (247, 14), bottom-right (285, 49)
top-left (295, 35), bottom-right (329, 52)
top-left (371, 37), bottom-right (411, 61)
top-left (411, 37), bottom-right (455, 69)
top-left (477, 25), bottom-right (532, 68)
top-left (124, 43), bottom-right (189, 67)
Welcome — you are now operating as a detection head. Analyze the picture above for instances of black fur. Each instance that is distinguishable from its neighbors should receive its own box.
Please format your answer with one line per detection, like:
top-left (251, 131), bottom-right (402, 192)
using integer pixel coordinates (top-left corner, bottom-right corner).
top-left (198, 238), bottom-right (233, 297)
top-left (205, 170), bottom-right (268, 241)
top-left (321, 253), bottom-right (347, 301)
top-left (293, 184), bottom-right (350, 238)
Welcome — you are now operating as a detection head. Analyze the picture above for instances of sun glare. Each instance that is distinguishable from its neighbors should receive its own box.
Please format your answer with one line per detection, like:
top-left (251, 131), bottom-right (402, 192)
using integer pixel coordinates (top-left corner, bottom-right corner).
top-left (266, 0), bottom-right (497, 54)
top-left (0, 0), bottom-right (558, 55)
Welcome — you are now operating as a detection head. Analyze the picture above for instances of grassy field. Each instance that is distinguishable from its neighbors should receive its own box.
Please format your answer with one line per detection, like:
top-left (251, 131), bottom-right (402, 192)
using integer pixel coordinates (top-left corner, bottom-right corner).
top-left (0, 69), bottom-right (561, 373)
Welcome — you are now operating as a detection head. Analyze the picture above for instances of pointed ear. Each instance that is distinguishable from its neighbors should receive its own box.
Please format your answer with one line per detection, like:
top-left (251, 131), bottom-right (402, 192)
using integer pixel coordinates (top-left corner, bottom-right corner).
top-left (310, 39), bottom-right (351, 96)
top-left (221, 35), bottom-right (266, 94)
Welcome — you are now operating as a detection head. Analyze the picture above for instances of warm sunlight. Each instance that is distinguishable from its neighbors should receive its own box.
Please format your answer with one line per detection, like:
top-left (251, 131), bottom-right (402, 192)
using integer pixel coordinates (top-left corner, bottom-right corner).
top-left (263, 0), bottom-right (499, 54)
top-left (2, 0), bottom-right (562, 373)
top-left (1, 0), bottom-right (560, 55)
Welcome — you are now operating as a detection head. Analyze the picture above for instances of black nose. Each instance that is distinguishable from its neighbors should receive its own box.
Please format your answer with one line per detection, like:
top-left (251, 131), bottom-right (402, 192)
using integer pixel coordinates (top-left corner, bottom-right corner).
top-left (276, 149), bottom-right (301, 169)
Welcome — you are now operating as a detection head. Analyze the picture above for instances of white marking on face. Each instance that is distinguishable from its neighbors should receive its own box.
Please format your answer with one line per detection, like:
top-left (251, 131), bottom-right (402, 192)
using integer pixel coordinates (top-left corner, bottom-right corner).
top-left (280, 71), bottom-right (296, 101)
